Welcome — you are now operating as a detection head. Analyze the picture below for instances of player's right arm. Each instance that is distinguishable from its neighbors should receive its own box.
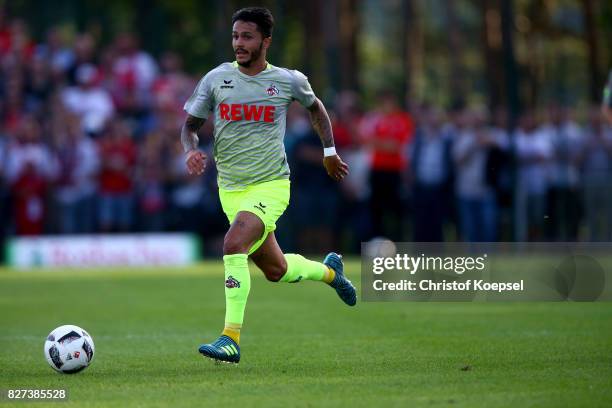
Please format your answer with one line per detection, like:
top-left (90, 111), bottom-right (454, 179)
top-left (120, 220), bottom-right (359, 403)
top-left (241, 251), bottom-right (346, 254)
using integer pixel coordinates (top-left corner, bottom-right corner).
top-left (181, 115), bottom-right (207, 176)
top-left (307, 98), bottom-right (349, 181)
top-left (182, 71), bottom-right (215, 176)
top-left (289, 68), bottom-right (349, 181)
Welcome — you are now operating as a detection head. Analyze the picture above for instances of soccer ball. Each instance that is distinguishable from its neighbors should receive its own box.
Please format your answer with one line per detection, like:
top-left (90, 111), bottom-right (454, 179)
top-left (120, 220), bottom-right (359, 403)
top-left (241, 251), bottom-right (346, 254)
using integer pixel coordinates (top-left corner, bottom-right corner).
top-left (44, 325), bottom-right (95, 374)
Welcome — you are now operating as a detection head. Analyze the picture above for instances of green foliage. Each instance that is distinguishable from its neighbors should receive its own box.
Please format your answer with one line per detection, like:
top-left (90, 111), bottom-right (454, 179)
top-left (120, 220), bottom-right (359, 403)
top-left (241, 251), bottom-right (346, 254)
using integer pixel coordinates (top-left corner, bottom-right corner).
top-left (3, 0), bottom-right (610, 108)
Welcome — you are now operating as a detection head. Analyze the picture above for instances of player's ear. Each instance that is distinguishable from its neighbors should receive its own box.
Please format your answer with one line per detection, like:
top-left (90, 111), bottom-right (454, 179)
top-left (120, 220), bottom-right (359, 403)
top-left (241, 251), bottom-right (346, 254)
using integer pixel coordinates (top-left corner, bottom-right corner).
top-left (263, 36), bottom-right (272, 51)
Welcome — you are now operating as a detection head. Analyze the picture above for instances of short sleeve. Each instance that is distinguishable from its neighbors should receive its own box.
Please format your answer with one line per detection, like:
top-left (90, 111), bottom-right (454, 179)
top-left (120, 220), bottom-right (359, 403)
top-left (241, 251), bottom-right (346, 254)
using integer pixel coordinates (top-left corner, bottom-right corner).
top-left (184, 73), bottom-right (214, 119)
top-left (290, 70), bottom-right (316, 108)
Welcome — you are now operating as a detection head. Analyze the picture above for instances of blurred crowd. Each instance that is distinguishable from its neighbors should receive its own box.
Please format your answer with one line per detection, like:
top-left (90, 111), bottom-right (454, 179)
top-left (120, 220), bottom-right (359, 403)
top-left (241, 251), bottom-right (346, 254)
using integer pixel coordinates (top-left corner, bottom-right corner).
top-left (1, 16), bottom-right (611, 256)
top-left (284, 93), bottom-right (612, 253)
top-left (0, 18), bottom-right (227, 248)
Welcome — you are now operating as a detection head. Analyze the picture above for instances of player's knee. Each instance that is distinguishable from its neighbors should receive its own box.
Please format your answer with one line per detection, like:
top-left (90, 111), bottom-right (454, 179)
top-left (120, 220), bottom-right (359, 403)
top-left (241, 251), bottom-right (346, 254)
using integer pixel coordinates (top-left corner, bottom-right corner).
top-left (264, 259), bottom-right (287, 282)
top-left (223, 235), bottom-right (249, 255)
top-left (264, 271), bottom-right (282, 282)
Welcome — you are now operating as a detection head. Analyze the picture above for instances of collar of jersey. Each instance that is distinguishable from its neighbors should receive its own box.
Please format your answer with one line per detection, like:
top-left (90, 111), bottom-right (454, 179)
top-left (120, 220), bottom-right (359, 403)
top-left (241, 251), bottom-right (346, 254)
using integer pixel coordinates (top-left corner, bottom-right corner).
top-left (232, 61), bottom-right (273, 77)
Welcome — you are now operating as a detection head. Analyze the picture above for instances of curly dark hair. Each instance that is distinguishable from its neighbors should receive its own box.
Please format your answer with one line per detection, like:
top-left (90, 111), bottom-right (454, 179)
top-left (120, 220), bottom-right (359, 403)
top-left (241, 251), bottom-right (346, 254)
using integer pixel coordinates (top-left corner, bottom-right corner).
top-left (231, 7), bottom-right (274, 38)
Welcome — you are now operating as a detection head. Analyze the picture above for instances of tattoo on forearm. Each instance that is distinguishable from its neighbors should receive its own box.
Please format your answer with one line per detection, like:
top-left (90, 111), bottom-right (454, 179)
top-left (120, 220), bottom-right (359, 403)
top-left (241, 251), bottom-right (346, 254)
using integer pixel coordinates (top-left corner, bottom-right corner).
top-left (181, 115), bottom-right (205, 153)
top-left (308, 99), bottom-right (334, 148)
top-left (180, 127), bottom-right (199, 152)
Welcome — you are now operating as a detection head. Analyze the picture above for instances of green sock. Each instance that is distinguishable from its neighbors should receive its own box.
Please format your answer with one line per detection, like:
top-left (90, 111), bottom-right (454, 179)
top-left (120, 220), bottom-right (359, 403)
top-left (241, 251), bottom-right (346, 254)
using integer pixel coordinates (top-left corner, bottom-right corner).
top-left (223, 254), bottom-right (251, 326)
top-left (281, 253), bottom-right (333, 283)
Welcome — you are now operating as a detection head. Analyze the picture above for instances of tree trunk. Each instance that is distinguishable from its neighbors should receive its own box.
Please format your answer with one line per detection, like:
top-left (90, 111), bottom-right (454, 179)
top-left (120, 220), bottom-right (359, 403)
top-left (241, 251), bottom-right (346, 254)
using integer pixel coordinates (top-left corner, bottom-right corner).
top-left (480, 0), bottom-right (504, 110)
top-left (322, 0), bottom-right (341, 96)
top-left (215, 0), bottom-right (234, 63)
top-left (339, 0), bottom-right (360, 91)
top-left (401, 0), bottom-right (415, 109)
top-left (501, 0), bottom-right (520, 126)
top-left (445, 0), bottom-right (466, 108)
top-left (582, 0), bottom-right (602, 103)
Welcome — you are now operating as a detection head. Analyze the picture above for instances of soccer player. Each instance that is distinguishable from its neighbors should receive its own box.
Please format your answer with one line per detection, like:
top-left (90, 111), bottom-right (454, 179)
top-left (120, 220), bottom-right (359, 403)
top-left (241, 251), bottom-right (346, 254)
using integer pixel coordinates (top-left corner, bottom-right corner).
top-left (181, 7), bottom-right (356, 364)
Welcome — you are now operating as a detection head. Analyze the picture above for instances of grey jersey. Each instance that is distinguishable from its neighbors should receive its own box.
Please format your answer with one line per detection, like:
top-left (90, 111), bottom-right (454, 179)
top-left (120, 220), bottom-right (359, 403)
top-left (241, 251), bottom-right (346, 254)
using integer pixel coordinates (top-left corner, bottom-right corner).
top-left (184, 62), bottom-right (316, 190)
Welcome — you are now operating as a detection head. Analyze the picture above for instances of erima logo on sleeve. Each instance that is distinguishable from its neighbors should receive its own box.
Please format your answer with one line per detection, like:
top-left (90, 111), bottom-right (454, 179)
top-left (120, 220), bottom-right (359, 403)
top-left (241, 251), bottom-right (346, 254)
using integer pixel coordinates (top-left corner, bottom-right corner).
top-left (219, 103), bottom-right (275, 123)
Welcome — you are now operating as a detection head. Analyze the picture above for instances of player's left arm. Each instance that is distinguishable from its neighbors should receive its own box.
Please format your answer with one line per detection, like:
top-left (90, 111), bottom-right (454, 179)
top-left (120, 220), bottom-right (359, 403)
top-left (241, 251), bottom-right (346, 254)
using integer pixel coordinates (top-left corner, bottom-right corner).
top-left (307, 98), bottom-right (349, 181)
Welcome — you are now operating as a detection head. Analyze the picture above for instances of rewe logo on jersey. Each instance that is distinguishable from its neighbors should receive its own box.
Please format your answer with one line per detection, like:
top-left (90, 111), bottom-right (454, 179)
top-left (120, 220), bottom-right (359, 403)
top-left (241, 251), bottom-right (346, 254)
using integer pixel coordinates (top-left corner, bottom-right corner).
top-left (219, 103), bottom-right (275, 123)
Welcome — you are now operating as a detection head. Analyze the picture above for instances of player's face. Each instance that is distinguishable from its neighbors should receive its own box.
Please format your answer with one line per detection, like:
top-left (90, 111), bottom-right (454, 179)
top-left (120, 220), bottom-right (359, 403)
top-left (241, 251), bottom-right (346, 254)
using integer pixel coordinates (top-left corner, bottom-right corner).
top-left (232, 21), bottom-right (270, 67)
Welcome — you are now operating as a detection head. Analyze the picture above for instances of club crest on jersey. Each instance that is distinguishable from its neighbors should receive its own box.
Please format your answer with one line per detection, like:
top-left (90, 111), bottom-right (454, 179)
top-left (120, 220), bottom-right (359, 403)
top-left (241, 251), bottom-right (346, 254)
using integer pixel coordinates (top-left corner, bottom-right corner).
top-left (266, 84), bottom-right (280, 96)
top-left (225, 276), bottom-right (241, 289)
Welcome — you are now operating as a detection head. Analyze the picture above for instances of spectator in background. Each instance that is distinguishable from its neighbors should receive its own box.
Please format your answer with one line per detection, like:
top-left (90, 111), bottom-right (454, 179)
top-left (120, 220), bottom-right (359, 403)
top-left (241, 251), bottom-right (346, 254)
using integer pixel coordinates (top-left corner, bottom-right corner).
top-left (410, 105), bottom-right (453, 242)
top-left (276, 103), bottom-right (313, 251)
top-left (0, 122), bottom-right (10, 242)
top-left (52, 113), bottom-right (99, 234)
top-left (97, 120), bottom-right (137, 232)
top-left (0, 18), bottom-right (35, 63)
top-left (0, 9), bottom-right (9, 56)
top-left (24, 55), bottom-right (54, 113)
top-left (111, 32), bottom-right (158, 136)
top-left (332, 91), bottom-right (369, 252)
top-left (581, 107), bottom-right (612, 241)
top-left (135, 131), bottom-right (168, 231)
top-left (113, 33), bottom-right (157, 95)
top-left (152, 52), bottom-right (194, 115)
top-left (541, 105), bottom-right (583, 241)
top-left (61, 64), bottom-right (114, 137)
top-left (168, 139), bottom-right (206, 234)
top-left (65, 33), bottom-right (96, 86)
top-left (1, 70), bottom-right (27, 133)
top-left (5, 116), bottom-right (58, 235)
top-left (486, 108), bottom-right (513, 213)
top-left (514, 112), bottom-right (552, 241)
top-left (453, 109), bottom-right (506, 242)
top-left (283, 101), bottom-right (312, 157)
top-left (167, 128), bottom-right (225, 253)
top-left (290, 106), bottom-right (340, 253)
top-left (35, 27), bottom-right (74, 78)
top-left (361, 90), bottom-right (414, 241)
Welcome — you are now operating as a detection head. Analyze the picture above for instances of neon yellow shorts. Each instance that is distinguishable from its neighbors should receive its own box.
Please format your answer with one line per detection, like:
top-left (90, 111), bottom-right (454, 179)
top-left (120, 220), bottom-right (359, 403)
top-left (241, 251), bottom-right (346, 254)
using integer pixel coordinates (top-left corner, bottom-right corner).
top-left (218, 178), bottom-right (290, 254)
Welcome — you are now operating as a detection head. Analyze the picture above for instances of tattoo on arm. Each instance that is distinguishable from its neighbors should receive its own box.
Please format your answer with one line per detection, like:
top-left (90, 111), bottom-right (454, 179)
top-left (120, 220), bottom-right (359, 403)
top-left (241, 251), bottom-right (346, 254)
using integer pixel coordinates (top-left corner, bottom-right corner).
top-left (181, 115), bottom-right (206, 153)
top-left (307, 98), bottom-right (334, 148)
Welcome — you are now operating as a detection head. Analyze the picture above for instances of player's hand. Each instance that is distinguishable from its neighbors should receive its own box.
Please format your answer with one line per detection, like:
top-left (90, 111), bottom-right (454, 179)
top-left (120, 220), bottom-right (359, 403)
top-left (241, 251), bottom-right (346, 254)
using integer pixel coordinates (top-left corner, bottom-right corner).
top-left (185, 149), bottom-right (207, 176)
top-left (323, 155), bottom-right (349, 181)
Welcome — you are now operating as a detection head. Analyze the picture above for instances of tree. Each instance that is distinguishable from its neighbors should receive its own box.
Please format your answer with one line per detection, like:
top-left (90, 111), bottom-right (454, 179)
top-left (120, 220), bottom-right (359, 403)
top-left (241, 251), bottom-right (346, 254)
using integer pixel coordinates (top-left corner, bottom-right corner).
top-left (480, 0), bottom-right (505, 110)
top-left (339, 0), bottom-right (360, 92)
top-left (501, 0), bottom-right (519, 125)
top-left (582, 0), bottom-right (602, 103)
top-left (445, 0), bottom-right (467, 108)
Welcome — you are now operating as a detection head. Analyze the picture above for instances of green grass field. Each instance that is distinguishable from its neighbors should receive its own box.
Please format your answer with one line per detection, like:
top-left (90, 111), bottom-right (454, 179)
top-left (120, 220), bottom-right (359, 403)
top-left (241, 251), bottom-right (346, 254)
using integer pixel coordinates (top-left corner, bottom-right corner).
top-left (1, 259), bottom-right (612, 407)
